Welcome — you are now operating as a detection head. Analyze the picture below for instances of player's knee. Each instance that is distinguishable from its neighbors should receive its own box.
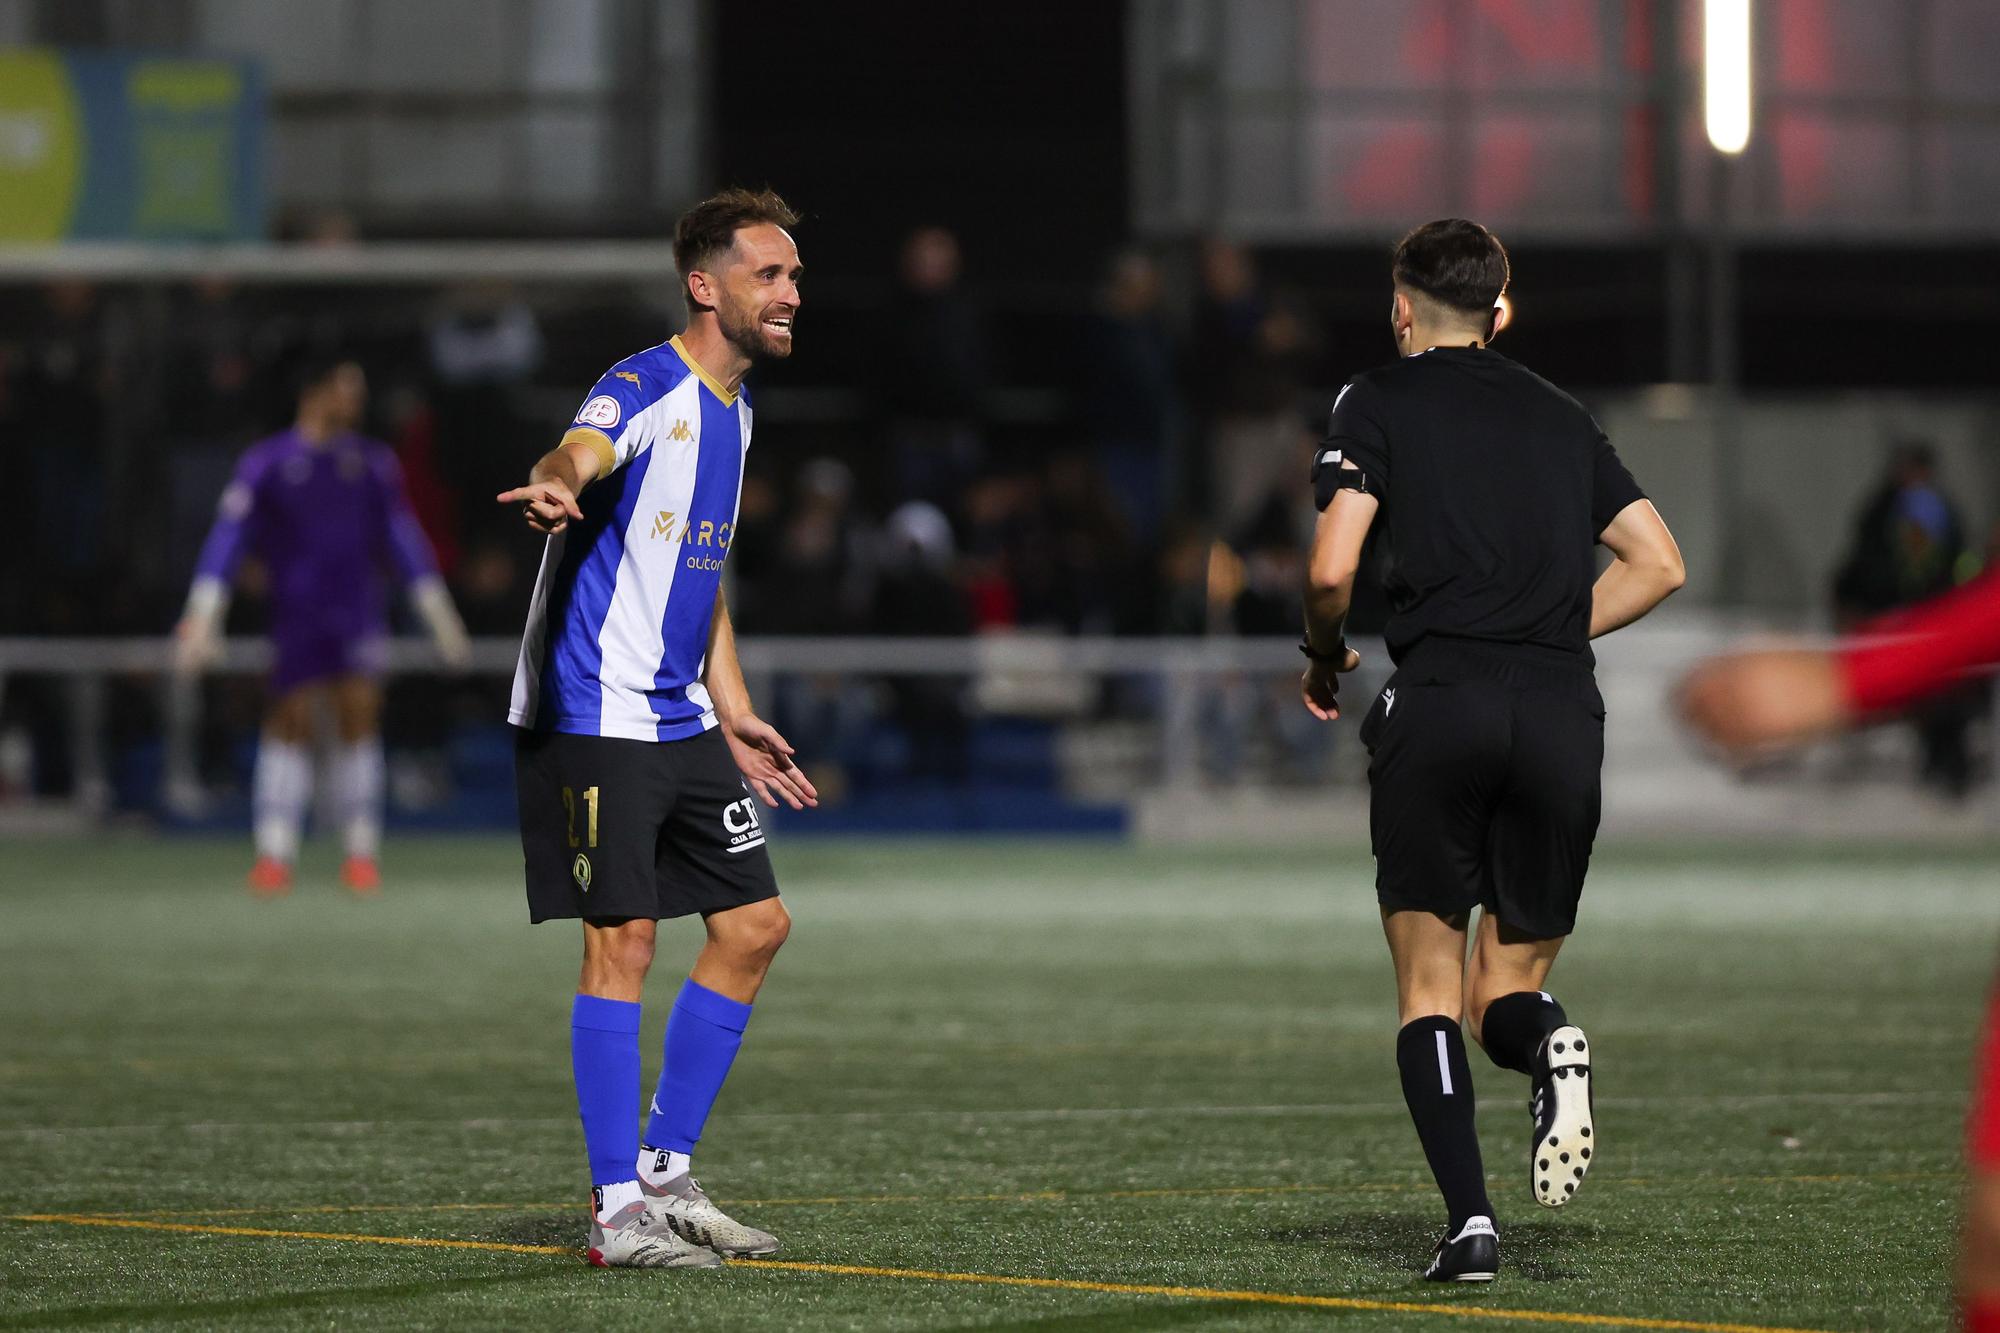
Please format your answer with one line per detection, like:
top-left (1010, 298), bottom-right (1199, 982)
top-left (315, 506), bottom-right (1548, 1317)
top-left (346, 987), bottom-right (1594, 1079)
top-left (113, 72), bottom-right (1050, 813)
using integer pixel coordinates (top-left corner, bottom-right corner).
top-left (720, 902), bottom-right (790, 967)
top-left (589, 921), bottom-right (656, 979)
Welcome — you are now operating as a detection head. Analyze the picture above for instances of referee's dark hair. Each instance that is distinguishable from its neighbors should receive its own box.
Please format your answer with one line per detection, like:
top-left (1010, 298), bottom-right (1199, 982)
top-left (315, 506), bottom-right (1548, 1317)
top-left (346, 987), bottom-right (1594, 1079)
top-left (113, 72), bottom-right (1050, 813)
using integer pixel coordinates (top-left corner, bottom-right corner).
top-left (1392, 219), bottom-right (1510, 318)
top-left (674, 187), bottom-right (801, 312)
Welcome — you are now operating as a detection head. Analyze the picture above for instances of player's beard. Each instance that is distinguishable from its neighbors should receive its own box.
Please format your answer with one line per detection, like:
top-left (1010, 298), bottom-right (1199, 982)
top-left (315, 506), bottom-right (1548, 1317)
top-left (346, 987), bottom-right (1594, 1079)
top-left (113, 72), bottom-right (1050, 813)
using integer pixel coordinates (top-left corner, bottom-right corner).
top-left (719, 301), bottom-right (794, 363)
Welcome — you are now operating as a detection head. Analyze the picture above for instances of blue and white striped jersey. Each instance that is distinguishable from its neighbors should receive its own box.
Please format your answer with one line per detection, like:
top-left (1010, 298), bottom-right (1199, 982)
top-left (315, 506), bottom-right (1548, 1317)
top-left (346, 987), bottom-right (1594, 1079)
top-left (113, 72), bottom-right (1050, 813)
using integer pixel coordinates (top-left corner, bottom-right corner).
top-left (509, 336), bottom-right (751, 742)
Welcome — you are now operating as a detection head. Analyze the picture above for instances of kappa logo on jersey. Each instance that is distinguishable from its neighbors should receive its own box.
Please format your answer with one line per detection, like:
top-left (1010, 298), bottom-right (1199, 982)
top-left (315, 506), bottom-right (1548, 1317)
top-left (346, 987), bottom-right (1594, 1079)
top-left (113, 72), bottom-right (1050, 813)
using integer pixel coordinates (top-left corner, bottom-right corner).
top-left (721, 797), bottom-right (765, 854)
top-left (665, 419), bottom-right (694, 443)
top-left (615, 371), bottom-right (641, 385)
top-left (578, 395), bottom-right (622, 429)
top-left (572, 853), bottom-right (592, 891)
top-left (1383, 688), bottom-right (1397, 716)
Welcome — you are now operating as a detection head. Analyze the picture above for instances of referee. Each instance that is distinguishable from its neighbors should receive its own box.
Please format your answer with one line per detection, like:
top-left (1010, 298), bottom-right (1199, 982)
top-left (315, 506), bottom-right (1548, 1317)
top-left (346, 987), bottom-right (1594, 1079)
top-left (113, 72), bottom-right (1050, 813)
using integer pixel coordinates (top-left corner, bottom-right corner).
top-left (1299, 219), bottom-right (1685, 1282)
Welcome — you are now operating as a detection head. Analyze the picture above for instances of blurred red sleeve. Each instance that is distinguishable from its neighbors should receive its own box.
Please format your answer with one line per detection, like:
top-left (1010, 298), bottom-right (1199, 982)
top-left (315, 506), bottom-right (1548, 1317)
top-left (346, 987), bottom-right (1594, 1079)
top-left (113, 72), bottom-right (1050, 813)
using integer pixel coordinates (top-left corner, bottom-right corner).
top-left (1838, 571), bottom-right (2000, 714)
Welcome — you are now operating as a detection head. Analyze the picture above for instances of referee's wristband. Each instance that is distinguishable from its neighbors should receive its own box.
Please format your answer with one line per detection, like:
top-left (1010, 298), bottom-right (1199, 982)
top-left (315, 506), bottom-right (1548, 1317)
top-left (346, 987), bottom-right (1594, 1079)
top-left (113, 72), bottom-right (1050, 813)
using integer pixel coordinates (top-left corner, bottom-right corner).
top-left (1299, 636), bottom-right (1348, 665)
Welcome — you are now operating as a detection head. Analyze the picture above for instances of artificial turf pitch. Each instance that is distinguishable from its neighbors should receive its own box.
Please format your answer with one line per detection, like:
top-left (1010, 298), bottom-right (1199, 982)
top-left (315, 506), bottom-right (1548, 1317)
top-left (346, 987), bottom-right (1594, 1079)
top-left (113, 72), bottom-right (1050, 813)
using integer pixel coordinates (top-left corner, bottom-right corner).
top-left (2, 836), bottom-right (1993, 1331)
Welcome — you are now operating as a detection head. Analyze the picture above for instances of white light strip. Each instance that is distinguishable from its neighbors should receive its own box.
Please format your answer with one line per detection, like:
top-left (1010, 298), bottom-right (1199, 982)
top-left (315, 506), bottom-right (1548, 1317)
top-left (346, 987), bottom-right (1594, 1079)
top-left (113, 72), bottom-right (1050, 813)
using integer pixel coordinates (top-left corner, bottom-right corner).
top-left (1704, 0), bottom-right (1753, 155)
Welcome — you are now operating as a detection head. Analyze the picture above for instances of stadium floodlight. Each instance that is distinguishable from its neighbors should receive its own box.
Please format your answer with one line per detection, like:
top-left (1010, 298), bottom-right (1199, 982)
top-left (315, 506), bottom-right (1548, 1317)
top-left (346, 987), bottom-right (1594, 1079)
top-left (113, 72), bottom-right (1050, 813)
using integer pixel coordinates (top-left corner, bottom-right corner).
top-left (1704, 0), bottom-right (1753, 154)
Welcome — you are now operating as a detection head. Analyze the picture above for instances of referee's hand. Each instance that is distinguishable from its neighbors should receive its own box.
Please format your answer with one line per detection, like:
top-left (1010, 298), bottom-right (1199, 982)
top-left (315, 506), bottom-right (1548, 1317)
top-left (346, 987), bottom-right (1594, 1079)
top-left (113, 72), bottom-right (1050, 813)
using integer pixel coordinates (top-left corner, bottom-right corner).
top-left (1300, 647), bottom-right (1361, 721)
top-left (496, 479), bottom-right (584, 534)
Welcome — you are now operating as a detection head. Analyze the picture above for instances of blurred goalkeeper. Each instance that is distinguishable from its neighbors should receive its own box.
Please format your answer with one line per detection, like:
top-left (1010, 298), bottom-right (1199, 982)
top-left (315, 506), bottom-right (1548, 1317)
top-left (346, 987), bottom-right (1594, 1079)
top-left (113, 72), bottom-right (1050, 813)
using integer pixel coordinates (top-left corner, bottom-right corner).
top-left (1677, 572), bottom-right (2000, 1332)
top-left (175, 352), bottom-right (470, 895)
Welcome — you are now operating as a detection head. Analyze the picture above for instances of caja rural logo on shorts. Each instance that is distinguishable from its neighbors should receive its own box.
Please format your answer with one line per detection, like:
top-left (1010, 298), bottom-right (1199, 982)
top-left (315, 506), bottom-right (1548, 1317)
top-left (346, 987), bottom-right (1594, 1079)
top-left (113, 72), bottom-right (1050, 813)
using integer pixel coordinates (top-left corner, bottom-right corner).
top-left (572, 853), bottom-right (592, 891)
top-left (722, 797), bottom-right (765, 855)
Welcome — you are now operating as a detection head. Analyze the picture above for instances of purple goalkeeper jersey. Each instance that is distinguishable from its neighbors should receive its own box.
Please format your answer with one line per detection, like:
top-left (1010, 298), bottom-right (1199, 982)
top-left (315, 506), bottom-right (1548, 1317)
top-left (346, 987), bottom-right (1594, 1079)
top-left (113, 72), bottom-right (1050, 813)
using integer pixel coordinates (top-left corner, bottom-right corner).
top-left (193, 428), bottom-right (440, 656)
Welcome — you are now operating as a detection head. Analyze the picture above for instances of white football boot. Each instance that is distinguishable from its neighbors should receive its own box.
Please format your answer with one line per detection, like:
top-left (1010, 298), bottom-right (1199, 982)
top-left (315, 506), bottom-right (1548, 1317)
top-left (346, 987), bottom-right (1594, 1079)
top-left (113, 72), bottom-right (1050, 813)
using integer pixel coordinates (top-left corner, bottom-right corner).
top-left (1530, 1024), bottom-right (1595, 1207)
top-left (643, 1173), bottom-right (780, 1258)
top-left (587, 1198), bottom-right (722, 1269)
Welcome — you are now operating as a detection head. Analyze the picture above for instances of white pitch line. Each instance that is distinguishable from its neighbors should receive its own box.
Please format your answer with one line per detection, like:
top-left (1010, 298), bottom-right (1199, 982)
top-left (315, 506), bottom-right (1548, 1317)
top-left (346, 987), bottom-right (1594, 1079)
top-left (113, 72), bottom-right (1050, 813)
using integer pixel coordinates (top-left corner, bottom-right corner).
top-left (0, 1089), bottom-right (1962, 1140)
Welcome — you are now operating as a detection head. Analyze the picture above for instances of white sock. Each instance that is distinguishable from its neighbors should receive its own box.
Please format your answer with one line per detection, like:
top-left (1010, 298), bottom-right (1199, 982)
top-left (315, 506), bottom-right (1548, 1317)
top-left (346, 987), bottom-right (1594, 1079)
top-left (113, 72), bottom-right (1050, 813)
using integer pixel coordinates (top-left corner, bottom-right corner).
top-left (331, 738), bottom-right (384, 859)
top-left (638, 1147), bottom-right (692, 1184)
top-left (594, 1179), bottom-right (644, 1222)
top-left (251, 737), bottom-right (311, 863)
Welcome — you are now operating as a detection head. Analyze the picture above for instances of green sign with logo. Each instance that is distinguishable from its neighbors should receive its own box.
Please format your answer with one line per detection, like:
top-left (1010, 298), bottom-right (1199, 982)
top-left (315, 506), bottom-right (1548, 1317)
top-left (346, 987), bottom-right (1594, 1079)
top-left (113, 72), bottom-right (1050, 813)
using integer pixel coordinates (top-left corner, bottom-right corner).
top-left (0, 48), bottom-right (264, 242)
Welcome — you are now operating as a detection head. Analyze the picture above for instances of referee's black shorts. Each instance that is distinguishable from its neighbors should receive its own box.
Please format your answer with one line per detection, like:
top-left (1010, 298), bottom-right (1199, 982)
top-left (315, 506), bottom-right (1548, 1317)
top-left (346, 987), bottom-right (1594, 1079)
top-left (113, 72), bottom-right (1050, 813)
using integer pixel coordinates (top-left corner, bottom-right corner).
top-left (1359, 636), bottom-right (1604, 940)
top-left (514, 726), bottom-right (780, 924)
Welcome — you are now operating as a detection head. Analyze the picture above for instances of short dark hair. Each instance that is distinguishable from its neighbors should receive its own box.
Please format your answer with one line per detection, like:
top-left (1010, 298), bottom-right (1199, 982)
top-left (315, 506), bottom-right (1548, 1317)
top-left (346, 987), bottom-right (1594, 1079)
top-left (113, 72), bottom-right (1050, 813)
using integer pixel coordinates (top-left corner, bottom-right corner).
top-left (288, 344), bottom-right (357, 402)
top-left (673, 187), bottom-right (800, 308)
top-left (1392, 218), bottom-right (1509, 318)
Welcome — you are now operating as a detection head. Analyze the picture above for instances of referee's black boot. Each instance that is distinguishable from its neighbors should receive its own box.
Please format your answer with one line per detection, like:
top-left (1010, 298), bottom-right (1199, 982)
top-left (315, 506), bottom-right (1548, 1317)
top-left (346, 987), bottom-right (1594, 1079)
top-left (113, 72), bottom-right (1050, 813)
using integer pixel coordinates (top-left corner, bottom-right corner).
top-left (1424, 1215), bottom-right (1498, 1282)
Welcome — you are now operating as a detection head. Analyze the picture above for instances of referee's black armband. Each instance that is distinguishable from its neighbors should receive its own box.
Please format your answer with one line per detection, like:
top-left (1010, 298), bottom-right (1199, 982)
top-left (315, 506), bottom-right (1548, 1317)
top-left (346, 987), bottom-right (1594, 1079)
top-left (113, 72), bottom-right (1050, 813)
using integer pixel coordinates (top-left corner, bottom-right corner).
top-left (1311, 448), bottom-right (1376, 512)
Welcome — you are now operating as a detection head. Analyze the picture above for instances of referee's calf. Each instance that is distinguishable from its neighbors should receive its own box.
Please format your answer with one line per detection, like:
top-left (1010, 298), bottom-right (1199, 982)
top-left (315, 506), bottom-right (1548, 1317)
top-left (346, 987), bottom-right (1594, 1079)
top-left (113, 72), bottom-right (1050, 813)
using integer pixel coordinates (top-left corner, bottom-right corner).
top-left (1299, 219), bottom-right (1684, 1283)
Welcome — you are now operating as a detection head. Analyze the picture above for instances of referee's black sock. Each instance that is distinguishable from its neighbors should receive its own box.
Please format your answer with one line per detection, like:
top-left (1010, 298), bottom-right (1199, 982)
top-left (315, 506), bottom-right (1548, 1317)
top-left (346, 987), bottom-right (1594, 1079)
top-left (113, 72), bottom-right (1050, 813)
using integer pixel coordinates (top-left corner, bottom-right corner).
top-left (1396, 1016), bottom-right (1492, 1228)
top-left (1479, 991), bottom-right (1569, 1076)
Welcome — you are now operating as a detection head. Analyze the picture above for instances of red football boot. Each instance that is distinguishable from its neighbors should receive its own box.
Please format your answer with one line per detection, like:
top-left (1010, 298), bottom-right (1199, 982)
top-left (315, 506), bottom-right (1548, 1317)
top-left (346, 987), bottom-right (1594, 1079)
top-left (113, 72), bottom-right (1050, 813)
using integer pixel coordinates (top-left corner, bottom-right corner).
top-left (247, 857), bottom-right (292, 897)
top-left (340, 855), bottom-right (382, 896)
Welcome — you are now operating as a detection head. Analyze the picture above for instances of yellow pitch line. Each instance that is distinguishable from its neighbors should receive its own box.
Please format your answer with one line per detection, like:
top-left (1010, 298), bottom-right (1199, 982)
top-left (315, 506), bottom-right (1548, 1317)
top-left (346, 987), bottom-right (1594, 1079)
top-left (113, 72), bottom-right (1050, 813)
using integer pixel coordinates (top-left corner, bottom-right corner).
top-left (10, 1213), bottom-right (568, 1256)
top-left (75, 1170), bottom-right (1953, 1220)
top-left (751, 1259), bottom-right (1840, 1333)
top-left (6, 1212), bottom-right (1836, 1333)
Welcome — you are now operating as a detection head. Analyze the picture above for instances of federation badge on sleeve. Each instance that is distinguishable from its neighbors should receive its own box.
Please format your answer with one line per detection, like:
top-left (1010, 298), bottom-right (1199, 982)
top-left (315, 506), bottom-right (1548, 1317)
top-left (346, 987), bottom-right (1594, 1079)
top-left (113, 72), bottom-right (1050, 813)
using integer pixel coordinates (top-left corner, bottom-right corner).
top-left (578, 395), bottom-right (622, 429)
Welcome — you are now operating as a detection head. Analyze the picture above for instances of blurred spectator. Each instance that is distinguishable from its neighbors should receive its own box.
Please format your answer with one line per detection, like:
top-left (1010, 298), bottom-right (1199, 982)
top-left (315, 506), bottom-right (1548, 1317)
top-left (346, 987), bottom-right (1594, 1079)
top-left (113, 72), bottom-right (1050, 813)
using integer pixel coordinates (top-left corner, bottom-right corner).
top-left (1080, 249), bottom-right (1182, 537)
top-left (160, 275), bottom-right (286, 447)
top-left (1832, 440), bottom-right (1979, 797)
top-left (960, 473), bottom-right (1028, 631)
top-left (765, 459), bottom-right (875, 635)
top-left (426, 283), bottom-right (545, 549)
top-left (880, 226), bottom-right (989, 504)
top-left (1833, 441), bottom-right (1969, 622)
top-left (726, 472), bottom-right (786, 630)
top-left (874, 501), bottom-right (971, 780)
top-left (1207, 497), bottom-right (1331, 782)
top-left (1186, 238), bottom-right (1319, 535)
top-left (9, 282), bottom-right (121, 631)
top-left (873, 501), bottom-right (969, 636)
top-left (1154, 522), bottom-right (1215, 635)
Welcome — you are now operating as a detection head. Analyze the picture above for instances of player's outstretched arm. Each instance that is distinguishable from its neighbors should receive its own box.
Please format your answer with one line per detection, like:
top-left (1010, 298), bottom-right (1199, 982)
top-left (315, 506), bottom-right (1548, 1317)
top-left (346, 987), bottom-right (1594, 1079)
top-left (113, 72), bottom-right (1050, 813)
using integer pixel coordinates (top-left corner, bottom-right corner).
top-left (704, 589), bottom-right (818, 812)
top-left (1299, 482), bottom-right (1375, 721)
top-left (1590, 499), bottom-right (1685, 639)
top-left (175, 452), bottom-right (266, 675)
top-left (371, 450), bottom-right (471, 668)
top-left (1679, 569), bottom-right (2000, 755)
top-left (1676, 647), bottom-right (1849, 754)
top-left (496, 439), bottom-right (602, 534)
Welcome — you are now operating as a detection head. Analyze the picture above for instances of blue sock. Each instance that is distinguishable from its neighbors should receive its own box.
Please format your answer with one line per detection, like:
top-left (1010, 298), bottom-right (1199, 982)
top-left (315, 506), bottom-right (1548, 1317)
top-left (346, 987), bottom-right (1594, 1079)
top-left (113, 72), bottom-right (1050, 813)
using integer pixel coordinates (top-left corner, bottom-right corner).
top-left (571, 994), bottom-right (642, 1187)
top-left (643, 979), bottom-right (752, 1155)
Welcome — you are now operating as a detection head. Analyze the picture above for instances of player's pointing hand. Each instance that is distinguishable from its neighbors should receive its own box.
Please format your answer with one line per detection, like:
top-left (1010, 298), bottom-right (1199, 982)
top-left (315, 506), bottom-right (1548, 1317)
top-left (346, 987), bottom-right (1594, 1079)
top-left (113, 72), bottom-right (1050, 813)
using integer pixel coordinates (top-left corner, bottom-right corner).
top-left (497, 479), bottom-right (584, 534)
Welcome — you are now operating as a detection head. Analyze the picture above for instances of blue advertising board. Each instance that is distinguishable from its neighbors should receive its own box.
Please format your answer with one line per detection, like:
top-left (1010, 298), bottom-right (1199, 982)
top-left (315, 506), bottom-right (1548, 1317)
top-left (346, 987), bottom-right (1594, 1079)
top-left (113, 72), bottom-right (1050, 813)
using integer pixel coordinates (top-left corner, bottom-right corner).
top-left (0, 48), bottom-right (264, 242)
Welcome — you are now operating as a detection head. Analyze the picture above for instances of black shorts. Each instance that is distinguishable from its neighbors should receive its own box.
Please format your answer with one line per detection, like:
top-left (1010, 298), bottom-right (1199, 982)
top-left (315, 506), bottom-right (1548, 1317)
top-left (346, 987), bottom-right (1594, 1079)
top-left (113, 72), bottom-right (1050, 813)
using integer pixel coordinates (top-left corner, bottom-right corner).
top-left (514, 726), bottom-right (780, 924)
top-left (1359, 638), bottom-right (1604, 940)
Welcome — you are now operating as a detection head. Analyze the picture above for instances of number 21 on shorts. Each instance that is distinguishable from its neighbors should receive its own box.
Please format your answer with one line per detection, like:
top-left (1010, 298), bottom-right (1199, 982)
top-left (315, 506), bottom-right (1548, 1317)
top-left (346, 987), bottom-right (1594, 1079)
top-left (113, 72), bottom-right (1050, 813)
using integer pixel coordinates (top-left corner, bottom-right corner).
top-left (562, 785), bottom-right (600, 848)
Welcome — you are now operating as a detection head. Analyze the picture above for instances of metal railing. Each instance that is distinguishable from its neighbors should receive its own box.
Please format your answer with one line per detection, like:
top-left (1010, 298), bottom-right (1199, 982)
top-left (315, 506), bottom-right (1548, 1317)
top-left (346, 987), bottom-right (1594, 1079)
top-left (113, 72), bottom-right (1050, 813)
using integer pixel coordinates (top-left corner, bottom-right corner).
top-left (0, 635), bottom-right (1380, 821)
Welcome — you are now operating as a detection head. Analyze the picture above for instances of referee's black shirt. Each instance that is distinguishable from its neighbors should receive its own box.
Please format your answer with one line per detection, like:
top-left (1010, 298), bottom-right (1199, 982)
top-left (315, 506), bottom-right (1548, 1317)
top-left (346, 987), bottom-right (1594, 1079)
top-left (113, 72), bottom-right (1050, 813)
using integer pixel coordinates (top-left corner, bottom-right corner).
top-left (1313, 345), bottom-right (1645, 667)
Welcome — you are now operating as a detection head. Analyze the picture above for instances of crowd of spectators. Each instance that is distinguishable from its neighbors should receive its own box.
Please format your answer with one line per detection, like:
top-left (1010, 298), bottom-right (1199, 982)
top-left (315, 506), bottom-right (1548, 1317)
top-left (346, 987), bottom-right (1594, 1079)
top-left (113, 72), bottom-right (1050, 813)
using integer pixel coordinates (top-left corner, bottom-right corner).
top-left (0, 225), bottom-right (1350, 799)
top-left (0, 226), bottom-right (1336, 652)
top-left (11, 229), bottom-right (1994, 803)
